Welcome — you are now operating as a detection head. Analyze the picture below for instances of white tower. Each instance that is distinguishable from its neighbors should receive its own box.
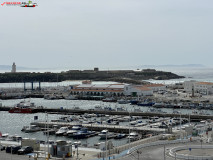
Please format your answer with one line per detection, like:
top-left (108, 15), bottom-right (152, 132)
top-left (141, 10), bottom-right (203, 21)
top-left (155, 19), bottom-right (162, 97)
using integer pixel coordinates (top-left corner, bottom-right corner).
top-left (11, 62), bottom-right (16, 73)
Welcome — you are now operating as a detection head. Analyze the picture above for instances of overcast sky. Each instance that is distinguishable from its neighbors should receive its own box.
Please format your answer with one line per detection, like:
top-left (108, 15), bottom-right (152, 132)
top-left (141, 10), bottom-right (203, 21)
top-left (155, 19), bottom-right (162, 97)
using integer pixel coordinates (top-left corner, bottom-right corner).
top-left (0, 0), bottom-right (213, 70)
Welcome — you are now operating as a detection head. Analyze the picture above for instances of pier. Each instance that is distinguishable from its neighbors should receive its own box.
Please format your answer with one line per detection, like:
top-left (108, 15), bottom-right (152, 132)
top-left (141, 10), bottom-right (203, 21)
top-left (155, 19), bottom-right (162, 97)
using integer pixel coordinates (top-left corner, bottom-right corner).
top-left (31, 121), bottom-right (169, 134)
top-left (1, 106), bottom-right (213, 121)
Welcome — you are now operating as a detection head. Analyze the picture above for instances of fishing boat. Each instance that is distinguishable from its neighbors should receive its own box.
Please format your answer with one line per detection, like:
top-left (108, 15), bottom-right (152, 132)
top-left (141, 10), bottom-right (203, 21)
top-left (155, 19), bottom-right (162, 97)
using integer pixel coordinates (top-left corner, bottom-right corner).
top-left (9, 100), bottom-right (36, 114)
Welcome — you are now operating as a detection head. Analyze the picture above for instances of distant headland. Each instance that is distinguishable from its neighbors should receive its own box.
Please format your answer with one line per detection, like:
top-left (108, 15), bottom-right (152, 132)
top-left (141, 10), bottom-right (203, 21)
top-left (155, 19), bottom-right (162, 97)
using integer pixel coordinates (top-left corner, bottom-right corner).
top-left (0, 67), bottom-right (184, 84)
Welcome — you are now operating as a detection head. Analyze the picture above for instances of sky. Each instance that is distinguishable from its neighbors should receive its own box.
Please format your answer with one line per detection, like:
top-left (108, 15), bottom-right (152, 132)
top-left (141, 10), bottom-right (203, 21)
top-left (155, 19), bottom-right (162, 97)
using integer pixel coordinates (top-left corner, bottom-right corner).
top-left (0, 0), bottom-right (213, 70)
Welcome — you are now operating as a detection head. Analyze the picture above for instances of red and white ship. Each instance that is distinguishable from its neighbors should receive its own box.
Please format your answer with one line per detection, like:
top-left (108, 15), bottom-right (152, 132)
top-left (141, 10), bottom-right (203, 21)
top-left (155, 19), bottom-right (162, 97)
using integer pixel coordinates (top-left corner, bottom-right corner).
top-left (9, 100), bottom-right (36, 114)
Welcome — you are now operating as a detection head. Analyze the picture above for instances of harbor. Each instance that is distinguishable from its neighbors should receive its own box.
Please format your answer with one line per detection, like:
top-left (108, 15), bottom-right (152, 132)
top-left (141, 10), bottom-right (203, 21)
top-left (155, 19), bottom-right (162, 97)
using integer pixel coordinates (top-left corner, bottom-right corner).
top-left (1, 79), bottom-right (213, 159)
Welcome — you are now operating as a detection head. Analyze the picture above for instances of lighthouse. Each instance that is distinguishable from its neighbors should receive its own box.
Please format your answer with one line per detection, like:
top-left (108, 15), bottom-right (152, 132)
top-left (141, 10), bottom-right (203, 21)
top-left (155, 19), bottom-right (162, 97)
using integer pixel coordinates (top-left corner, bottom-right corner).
top-left (11, 62), bottom-right (16, 73)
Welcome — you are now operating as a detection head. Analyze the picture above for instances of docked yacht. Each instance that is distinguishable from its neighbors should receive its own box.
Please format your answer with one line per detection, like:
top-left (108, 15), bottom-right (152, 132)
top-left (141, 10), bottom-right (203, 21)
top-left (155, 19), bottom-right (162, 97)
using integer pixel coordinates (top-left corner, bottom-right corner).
top-left (114, 133), bottom-right (126, 139)
top-left (67, 125), bottom-right (82, 137)
top-left (98, 130), bottom-right (114, 139)
top-left (55, 127), bottom-right (69, 136)
top-left (72, 128), bottom-right (95, 139)
top-left (23, 125), bottom-right (41, 133)
top-left (127, 132), bottom-right (140, 141)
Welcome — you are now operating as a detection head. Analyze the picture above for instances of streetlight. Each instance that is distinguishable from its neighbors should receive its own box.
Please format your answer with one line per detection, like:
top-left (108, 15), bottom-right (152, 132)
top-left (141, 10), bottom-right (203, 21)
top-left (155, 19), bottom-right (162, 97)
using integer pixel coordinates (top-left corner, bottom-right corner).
top-left (179, 105), bottom-right (182, 140)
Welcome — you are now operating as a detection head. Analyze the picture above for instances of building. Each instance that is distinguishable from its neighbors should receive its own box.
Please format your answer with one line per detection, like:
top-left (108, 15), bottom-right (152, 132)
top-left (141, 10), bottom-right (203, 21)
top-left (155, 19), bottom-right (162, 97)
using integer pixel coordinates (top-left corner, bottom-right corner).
top-left (183, 80), bottom-right (197, 93)
top-left (124, 85), bottom-right (153, 96)
top-left (11, 62), bottom-right (16, 73)
top-left (194, 82), bottom-right (213, 95)
top-left (184, 80), bottom-right (213, 95)
top-left (71, 84), bottom-right (125, 96)
top-left (70, 82), bottom-right (166, 97)
top-left (144, 84), bottom-right (166, 92)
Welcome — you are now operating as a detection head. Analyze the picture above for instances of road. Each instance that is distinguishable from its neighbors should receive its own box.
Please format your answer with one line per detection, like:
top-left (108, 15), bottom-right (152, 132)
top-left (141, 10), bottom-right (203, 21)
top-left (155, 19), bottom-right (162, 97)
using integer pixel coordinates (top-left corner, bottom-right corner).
top-left (117, 140), bottom-right (208, 160)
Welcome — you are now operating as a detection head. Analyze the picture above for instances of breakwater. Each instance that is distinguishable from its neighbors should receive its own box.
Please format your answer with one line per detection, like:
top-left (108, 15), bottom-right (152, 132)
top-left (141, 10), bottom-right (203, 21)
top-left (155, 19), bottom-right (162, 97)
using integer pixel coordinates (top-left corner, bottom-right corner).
top-left (1, 106), bottom-right (213, 121)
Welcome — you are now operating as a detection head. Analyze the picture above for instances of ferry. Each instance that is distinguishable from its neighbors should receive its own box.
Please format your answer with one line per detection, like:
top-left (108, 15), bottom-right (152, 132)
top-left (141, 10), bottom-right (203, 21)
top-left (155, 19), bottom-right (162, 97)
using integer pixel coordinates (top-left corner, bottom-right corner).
top-left (9, 100), bottom-right (36, 114)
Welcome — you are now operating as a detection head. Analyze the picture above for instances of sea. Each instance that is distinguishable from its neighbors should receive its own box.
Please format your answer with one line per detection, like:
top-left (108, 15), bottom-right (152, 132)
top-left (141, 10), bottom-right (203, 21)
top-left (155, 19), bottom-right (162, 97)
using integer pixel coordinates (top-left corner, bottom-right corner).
top-left (0, 66), bottom-right (213, 147)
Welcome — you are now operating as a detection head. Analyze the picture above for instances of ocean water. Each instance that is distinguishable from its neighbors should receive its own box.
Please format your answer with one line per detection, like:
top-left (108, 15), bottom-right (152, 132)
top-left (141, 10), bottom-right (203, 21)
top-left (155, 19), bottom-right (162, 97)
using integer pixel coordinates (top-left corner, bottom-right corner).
top-left (145, 67), bottom-right (213, 84)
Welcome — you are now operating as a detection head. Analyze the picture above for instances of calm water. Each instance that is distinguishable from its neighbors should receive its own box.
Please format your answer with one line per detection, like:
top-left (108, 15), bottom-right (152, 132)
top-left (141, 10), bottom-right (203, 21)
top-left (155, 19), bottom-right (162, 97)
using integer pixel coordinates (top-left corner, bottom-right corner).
top-left (0, 98), bottom-right (213, 147)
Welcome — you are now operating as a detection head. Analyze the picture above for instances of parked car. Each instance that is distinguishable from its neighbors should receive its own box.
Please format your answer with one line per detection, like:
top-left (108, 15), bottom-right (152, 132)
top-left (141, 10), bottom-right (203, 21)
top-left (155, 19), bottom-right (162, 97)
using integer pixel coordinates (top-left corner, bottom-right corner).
top-left (6, 145), bottom-right (21, 154)
top-left (17, 146), bottom-right (33, 155)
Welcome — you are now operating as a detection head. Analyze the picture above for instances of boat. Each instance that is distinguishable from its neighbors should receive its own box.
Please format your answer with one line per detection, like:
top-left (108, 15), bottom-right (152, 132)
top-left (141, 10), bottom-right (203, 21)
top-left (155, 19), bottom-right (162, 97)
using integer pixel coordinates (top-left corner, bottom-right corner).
top-left (98, 130), bottom-right (115, 139)
top-left (130, 99), bottom-right (139, 105)
top-left (72, 128), bottom-right (95, 139)
top-left (117, 99), bottom-right (129, 104)
top-left (102, 98), bottom-right (117, 102)
top-left (67, 125), bottom-right (82, 137)
top-left (65, 95), bottom-right (77, 100)
top-left (137, 102), bottom-right (155, 106)
top-left (9, 100), bottom-right (36, 114)
top-left (23, 125), bottom-right (41, 133)
top-left (127, 132), bottom-right (140, 141)
top-left (55, 127), bottom-right (69, 136)
top-left (114, 133), bottom-right (126, 139)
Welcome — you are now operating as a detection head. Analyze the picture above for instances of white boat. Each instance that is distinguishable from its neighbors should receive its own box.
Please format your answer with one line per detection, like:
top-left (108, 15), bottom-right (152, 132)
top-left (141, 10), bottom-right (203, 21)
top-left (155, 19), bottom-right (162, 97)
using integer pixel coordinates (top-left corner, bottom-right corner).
top-left (130, 121), bottom-right (137, 125)
top-left (98, 130), bottom-right (114, 139)
top-left (24, 125), bottom-right (41, 133)
top-left (56, 127), bottom-right (69, 136)
top-left (127, 132), bottom-right (140, 141)
top-left (117, 99), bottom-right (129, 104)
top-left (65, 95), bottom-right (77, 100)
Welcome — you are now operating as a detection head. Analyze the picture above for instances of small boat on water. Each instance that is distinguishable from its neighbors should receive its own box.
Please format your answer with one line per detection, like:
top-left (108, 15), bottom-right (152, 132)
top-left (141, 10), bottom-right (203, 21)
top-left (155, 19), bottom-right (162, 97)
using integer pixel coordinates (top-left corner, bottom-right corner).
top-left (117, 99), bottom-right (129, 104)
top-left (72, 128), bottom-right (96, 139)
top-left (55, 127), bottom-right (69, 136)
top-left (9, 100), bottom-right (37, 114)
top-left (114, 133), bottom-right (126, 139)
top-left (137, 101), bottom-right (155, 106)
top-left (22, 125), bottom-right (41, 133)
top-left (67, 125), bottom-right (82, 137)
top-left (98, 130), bottom-right (115, 139)
top-left (65, 95), bottom-right (77, 100)
top-left (127, 132), bottom-right (140, 141)
top-left (102, 97), bottom-right (117, 102)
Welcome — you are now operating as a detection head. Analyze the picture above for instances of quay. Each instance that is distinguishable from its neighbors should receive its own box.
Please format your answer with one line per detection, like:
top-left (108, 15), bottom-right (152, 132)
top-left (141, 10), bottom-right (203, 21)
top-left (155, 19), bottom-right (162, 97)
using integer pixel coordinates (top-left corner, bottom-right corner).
top-left (31, 121), bottom-right (169, 134)
top-left (1, 106), bottom-right (213, 121)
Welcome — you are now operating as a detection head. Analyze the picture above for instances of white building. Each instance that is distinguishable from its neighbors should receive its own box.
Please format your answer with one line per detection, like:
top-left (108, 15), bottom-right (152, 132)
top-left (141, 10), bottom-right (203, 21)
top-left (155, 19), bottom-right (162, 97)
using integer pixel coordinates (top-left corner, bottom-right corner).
top-left (184, 80), bottom-right (213, 95)
top-left (194, 82), bottom-right (213, 95)
top-left (71, 84), bottom-right (125, 96)
top-left (124, 85), bottom-right (153, 96)
top-left (11, 62), bottom-right (16, 73)
top-left (183, 80), bottom-right (197, 93)
top-left (70, 82), bottom-right (166, 97)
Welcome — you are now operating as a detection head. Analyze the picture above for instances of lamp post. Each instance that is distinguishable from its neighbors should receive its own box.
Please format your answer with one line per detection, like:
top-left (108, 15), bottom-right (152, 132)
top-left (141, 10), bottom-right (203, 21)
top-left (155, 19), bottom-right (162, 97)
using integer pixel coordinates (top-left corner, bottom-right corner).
top-left (180, 105), bottom-right (182, 139)
top-left (128, 111), bottom-right (130, 149)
